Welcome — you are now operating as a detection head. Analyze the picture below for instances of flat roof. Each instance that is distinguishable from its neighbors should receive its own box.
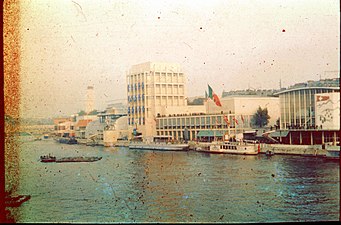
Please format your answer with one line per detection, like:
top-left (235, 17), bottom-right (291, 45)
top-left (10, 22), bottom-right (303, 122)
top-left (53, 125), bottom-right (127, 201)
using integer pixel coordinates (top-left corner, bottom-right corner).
top-left (274, 87), bottom-right (339, 96)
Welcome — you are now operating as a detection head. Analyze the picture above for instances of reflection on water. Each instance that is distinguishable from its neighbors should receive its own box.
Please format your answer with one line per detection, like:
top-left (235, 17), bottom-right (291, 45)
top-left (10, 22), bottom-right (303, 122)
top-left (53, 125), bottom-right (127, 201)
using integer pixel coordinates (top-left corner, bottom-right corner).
top-left (9, 140), bottom-right (340, 222)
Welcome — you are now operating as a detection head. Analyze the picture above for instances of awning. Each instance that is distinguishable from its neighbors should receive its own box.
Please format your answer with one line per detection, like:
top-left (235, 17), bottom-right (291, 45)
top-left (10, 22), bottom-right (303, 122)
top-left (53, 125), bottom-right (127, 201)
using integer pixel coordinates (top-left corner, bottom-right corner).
top-left (269, 130), bottom-right (289, 138)
top-left (197, 130), bottom-right (224, 137)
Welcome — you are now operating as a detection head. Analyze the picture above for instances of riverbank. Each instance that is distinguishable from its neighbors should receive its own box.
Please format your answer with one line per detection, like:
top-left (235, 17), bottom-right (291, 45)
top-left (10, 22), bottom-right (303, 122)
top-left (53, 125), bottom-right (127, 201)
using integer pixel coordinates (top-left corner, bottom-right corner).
top-left (54, 138), bottom-right (334, 157)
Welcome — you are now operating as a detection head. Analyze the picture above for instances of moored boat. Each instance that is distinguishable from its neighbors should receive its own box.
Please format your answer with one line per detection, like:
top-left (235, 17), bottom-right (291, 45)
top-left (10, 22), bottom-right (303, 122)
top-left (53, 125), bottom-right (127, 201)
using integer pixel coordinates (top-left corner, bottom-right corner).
top-left (129, 135), bottom-right (189, 151)
top-left (201, 140), bottom-right (259, 155)
top-left (56, 137), bottom-right (78, 144)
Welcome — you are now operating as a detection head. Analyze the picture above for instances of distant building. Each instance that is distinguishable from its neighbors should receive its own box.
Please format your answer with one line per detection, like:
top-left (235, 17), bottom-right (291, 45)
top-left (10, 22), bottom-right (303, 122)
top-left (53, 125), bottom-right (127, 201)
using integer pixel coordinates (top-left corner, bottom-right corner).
top-left (92, 105), bottom-right (128, 146)
top-left (126, 62), bottom-right (283, 141)
top-left (222, 89), bottom-right (280, 98)
top-left (274, 78), bottom-right (339, 129)
top-left (156, 96), bottom-right (280, 141)
top-left (272, 77), bottom-right (340, 145)
top-left (126, 62), bottom-right (187, 141)
top-left (85, 86), bottom-right (95, 114)
top-left (75, 119), bottom-right (93, 139)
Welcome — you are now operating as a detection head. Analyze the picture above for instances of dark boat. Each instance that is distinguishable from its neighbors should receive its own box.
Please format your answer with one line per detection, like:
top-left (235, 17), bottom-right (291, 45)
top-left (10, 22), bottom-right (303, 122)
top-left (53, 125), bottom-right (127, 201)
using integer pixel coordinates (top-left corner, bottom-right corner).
top-left (40, 154), bottom-right (56, 162)
top-left (57, 137), bottom-right (78, 144)
top-left (40, 155), bottom-right (102, 163)
top-left (56, 156), bottom-right (102, 163)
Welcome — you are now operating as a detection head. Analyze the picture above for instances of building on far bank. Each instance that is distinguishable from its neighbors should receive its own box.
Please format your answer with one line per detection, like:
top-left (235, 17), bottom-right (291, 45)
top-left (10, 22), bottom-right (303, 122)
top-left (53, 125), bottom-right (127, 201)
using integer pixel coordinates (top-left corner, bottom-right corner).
top-left (156, 95), bottom-right (280, 141)
top-left (127, 61), bottom-right (281, 142)
top-left (53, 117), bottom-right (75, 137)
top-left (94, 105), bottom-right (128, 146)
top-left (126, 62), bottom-right (187, 141)
top-left (85, 85), bottom-right (95, 114)
top-left (272, 77), bottom-right (340, 145)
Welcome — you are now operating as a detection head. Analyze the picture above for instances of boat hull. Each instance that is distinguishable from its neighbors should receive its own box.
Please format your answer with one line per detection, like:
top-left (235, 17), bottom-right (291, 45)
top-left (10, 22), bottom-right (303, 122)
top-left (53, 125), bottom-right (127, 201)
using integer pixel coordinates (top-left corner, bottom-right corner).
top-left (204, 142), bottom-right (259, 155)
top-left (40, 156), bottom-right (102, 163)
top-left (129, 143), bottom-right (189, 151)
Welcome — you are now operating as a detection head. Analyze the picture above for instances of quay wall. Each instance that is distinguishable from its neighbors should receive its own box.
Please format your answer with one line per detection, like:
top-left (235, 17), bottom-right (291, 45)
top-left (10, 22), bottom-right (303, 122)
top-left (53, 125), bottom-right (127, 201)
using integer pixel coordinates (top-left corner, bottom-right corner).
top-left (258, 143), bottom-right (327, 156)
top-left (114, 140), bottom-right (129, 147)
top-left (74, 140), bottom-right (328, 156)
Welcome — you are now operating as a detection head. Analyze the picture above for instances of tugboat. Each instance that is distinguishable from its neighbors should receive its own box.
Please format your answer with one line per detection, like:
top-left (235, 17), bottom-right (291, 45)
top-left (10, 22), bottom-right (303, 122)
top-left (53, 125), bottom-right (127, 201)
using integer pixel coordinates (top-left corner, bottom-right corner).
top-left (40, 154), bottom-right (56, 163)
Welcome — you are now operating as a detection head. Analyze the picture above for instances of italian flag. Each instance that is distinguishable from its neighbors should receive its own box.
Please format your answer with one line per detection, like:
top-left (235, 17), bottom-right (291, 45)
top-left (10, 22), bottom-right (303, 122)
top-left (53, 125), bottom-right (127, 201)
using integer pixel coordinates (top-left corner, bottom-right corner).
top-left (208, 85), bottom-right (222, 107)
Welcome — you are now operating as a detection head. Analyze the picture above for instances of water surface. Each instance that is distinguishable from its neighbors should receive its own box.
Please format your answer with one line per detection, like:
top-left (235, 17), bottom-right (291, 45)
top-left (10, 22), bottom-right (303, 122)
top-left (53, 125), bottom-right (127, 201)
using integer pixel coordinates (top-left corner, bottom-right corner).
top-left (12, 139), bottom-right (340, 222)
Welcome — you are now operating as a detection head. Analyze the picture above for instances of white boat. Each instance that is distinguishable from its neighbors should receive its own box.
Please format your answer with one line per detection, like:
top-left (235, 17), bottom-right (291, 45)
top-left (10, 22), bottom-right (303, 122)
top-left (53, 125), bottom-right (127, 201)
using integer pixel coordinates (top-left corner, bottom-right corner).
top-left (204, 140), bottom-right (260, 155)
top-left (129, 135), bottom-right (189, 151)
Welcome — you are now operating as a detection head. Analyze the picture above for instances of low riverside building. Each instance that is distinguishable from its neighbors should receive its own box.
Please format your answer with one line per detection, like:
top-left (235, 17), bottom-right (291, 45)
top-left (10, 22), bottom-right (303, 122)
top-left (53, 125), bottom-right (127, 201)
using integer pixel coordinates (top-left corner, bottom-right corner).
top-left (156, 112), bottom-right (251, 141)
top-left (75, 119), bottom-right (93, 141)
top-left (272, 77), bottom-right (340, 145)
top-left (156, 96), bottom-right (280, 141)
top-left (74, 115), bottom-right (98, 144)
top-left (97, 106), bottom-right (128, 146)
top-left (53, 117), bottom-right (75, 137)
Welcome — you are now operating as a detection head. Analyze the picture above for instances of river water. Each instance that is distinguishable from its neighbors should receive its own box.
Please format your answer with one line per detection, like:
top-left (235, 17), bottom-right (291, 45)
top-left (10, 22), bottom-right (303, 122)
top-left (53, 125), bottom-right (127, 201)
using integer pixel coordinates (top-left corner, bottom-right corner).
top-left (11, 139), bottom-right (340, 223)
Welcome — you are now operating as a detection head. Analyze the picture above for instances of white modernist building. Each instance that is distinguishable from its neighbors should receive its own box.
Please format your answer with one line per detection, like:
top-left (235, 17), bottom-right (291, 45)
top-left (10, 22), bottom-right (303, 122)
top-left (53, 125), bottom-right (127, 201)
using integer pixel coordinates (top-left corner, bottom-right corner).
top-left (126, 62), bottom-right (187, 141)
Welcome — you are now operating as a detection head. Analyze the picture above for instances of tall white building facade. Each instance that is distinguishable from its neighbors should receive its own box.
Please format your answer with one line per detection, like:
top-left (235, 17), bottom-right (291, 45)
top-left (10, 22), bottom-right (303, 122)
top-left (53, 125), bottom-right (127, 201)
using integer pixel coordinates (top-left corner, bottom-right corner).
top-left (126, 62), bottom-right (187, 140)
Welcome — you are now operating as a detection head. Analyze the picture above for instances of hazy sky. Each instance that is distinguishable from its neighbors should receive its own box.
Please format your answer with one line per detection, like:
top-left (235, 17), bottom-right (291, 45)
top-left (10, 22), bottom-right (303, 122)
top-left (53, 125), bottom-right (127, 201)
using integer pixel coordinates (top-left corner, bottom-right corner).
top-left (18, 0), bottom-right (339, 118)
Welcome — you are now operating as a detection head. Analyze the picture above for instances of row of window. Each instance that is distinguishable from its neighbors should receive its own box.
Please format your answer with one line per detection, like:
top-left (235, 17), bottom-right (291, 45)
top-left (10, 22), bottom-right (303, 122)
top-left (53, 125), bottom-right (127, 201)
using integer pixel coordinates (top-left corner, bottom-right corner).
top-left (127, 83), bottom-right (144, 92)
top-left (156, 115), bottom-right (247, 127)
top-left (128, 117), bottom-right (145, 125)
top-left (128, 106), bottom-right (145, 114)
top-left (157, 124), bottom-right (236, 129)
top-left (279, 89), bottom-right (335, 128)
top-left (128, 94), bottom-right (145, 102)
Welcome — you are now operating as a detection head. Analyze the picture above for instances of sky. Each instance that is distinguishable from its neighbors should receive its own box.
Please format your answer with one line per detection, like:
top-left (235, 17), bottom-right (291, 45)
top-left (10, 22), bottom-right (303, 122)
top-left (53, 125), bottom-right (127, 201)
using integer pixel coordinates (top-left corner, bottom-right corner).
top-left (17, 0), bottom-right (340, 118)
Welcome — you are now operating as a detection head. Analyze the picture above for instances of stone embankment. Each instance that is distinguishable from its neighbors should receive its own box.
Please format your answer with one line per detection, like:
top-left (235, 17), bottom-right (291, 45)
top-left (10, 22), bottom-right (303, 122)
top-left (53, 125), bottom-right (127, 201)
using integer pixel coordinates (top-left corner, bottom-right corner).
top-left (100, 140), bottom-right (329, 157)
top-left (260, 143), bottom-right (327, 156)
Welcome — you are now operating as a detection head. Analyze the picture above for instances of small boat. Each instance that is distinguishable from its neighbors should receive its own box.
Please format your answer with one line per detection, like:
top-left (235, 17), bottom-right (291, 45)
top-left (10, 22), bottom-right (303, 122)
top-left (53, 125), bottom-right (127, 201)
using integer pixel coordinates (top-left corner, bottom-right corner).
top-left (57, 137), bottom-right (78, 144)
top-left (40, 154), bottom-right (56, 162)
top-left (129, 135), bottom-right (189, 151)
top-left (202, 140), bottom-right (259, 155)
top-left (40, 155), bottom-right (102, 163)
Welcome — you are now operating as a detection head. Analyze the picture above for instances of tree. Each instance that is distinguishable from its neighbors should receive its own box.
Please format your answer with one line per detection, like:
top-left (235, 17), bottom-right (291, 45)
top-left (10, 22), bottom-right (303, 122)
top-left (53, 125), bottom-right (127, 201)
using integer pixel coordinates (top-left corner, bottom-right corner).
top-left (88, 110), bottom-right (98, 115)
top-left (78, 110), bottom-right (86, 116)
top-left (251, 106), bottom-right (270, 128)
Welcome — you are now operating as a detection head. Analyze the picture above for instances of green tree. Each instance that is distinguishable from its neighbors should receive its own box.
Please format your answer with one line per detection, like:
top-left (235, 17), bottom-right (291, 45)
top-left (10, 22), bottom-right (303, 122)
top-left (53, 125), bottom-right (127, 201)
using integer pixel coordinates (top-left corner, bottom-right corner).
top-left (78, 110), bottom-right (86, 116)
top-left (251, 106), bottom-right (270, 128)
top-left (88, 110), bottom-right (98, 115)
top-left (187, 98), bottom-right (205, 105)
